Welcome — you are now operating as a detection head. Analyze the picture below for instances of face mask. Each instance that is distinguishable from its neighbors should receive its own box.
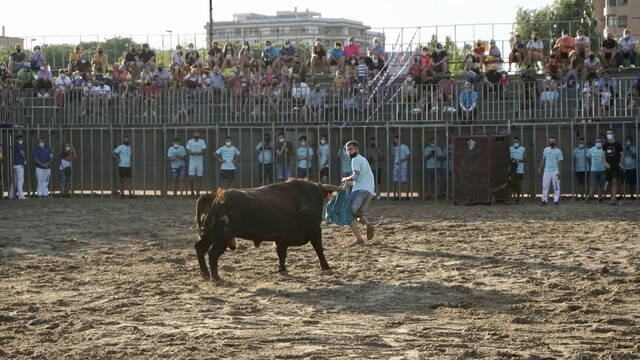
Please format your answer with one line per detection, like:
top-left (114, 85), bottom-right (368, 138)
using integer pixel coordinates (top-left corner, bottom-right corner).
top-left (562, 34), bottom-right (568, 39)
top-left (436, 49), bottom-right (442, 54)
top-left (34, 49), bottom-right (40, 53)
top-left (189, 47), bottom-right (194, 51)
top-left (596, 143), bottom-right (602, 149)
top-left (0, 65), bottom-right (5, 70)
top-left (265, 46), bottom-right (271, 50)
top-left (320, 139), bottom-right (326, 145)
top-left (334, 46), bottom-right (340, 50)
top-left (466, 58), bottom-right (473, 64)
top-left (65, 146), bottom-right (71, 151)
top-left (607, 134), bottom-right (614, 141)
top-left (124, 141), bottom-right (130, 146)
top-left (373, 60), bottom-right (378, 64)
top-left (87, 82), bottom-right (93, 87)
top-left (625, 34), bottom-right (630, 39)
top-left (420, 52), bottom-right (427, 56)
top-left (578, 144), bottom-right (584, 149)
top-left (39, 66), bottom-right (45, 71)
top-left (82, 59), bottom-right (88, 63)
top-left (243, 45), bottom-right (248, 49)
top-left (278, 137), bottom-right (285, 143)
top-left (533, 37), bottom-right (538, 41)
top-left (300, 141), bottom-right (307, 146)
top-left (407, 77), bottom-right (413, 82)
top-left (75, 75), bottom-right (81, 79)
top-left (173, 144), bottom-right (180, 149)
top-left (225, 141), bottom-right (231, 146)
top-left (626, 140), bottom-right (632, 146)
top-left (430, 143), bottom-right (435, 147)
top-left (18, 140), bottom-right (23, 145)
top-left (545, 76), bottom-right (552, 81)
top-left (351, 60), bottom-right (356, 64)
top-left (513, 143), bottom-right (519, 148)
top-left (284, 44), bottom-right (290, 48)
top-left (38, 142), bottom-right (44, 148)
top-left (502, 74), bottom-right (507, 78)
top-left (577, 35), bottom-right (583, 40)
top-left (549, 142), bottom-right (556, 147)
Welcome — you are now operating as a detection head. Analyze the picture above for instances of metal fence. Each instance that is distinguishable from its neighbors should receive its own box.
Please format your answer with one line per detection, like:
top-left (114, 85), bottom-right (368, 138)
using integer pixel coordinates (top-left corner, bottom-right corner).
top-left (1, 119), bottom-right (638, 201)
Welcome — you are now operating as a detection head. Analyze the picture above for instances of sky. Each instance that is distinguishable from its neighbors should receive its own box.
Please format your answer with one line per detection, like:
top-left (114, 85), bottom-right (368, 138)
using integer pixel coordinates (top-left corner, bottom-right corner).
top-left (0, 0), bottom-right (555, 50)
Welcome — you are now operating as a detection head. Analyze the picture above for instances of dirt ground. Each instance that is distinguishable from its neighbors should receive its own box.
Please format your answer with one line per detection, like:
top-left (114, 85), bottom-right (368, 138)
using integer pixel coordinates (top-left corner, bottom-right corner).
top-left (1, 196), bottom-right (640, 359)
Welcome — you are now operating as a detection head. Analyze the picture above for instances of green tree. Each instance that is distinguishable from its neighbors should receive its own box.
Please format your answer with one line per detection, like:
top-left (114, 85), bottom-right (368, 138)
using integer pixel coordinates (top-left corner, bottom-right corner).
top-left (514, 0), bottom-right (598, 51)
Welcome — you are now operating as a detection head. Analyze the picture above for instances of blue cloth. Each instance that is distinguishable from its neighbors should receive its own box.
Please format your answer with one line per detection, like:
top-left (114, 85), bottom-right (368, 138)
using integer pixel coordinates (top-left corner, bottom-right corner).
top-left (13, 141), bottom-right (26, 166)
top-left (34, 146), bottom-right (53, 167)
top-left (325, 185), bottom-right (353, 226)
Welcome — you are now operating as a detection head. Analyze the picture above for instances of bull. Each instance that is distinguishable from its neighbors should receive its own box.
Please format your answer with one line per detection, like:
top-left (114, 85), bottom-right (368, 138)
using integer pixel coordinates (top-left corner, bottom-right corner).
top-left (195, 179), bottom-right (342, 282)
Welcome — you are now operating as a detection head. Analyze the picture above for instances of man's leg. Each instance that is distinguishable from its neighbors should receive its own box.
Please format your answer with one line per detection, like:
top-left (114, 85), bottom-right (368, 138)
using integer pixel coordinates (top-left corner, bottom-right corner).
top-left (541, 172), bottom-right (551, 203)
top-left (551, 172), bottom-right (561, 203)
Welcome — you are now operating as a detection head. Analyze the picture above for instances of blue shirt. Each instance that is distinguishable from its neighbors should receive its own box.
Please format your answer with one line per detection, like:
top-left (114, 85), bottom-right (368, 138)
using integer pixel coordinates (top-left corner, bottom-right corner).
top-left (114, 144), bottom-right (132, 167)
top-left (296, 146), bottom-right (314, 169)
top-left (34, 146), bottom-right (53, 167)
top-left (509, 145), bottom-right (525, 174)
top-left (255, 141), bottom-right (274, 164)
top-left (351, 154), bottom-right (375, 194)
top-left (587, 146), bottom-right (606, 171)
top-left (215, 145), bottom-right (240, 170)
top-left (393, 144), bottom-right (411, 170)
top-left (186, 139), bottom-right (207, 167)
top-left (459, 90), bottom-right (478, 109)
top-left (423, 145), bottom-right (443, 169)
top-left (13, 140), bottom-right (26, 166)
top-left (330, 47), bottom-right (345, 59)
top-left (542, 146), bottom-right (563, 173)
top-left (624, 145), bottom-right (637, 169)
top-left (317, 143), bottom-right (330, 169)
top-left (573, 146), bottom-right (588, 172)
top-left (167, 145), bottom-right (187, 168)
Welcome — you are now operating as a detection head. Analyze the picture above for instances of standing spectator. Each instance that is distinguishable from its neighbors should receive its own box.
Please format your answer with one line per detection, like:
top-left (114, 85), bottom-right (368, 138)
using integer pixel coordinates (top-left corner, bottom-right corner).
top-left (623, 136), bottom-right (637, 200)
top-left (275, 132), bottom-right (294, 182)
top-left (317, 134), bottom-right (330, 184)
top-left (430, 43), bottom-right (449, 74)
top-left (59, 141), bottom-right (77, 198)
top-left (508, 34), bottom-right (526, 72)
top-left (552, 29), bottom-right (574, 62)
top-left (526, 32), bottom-right (544, 69)
top-left (573, 137), bottom-right (589, 200)
top-left (364, 137), bottom-right (384, 200)
top-left (458, 82), bottom-right (478, 123)
top-left (311, 38), bottom-right (328, 74)
top-left (600, 32), bottom-right (618, 68)
top-left (91, 46), bottom-right (108, 74)
top-left (296, 136), bottom-right (314, 179)
top-left (186, 131), bottom-right (207, 197)
top-left (391, 134), bottom-right (411, 201)
top-left (341, 140), bottom-right (375, 246)
top-left (617, 28), bottom-right (637, 68)
top-left (255, 133), bottom-right (274, 185)
top-left (206, 41), bottom-right (222, 71)
top-left (139, 79), bottom-right (159, 116)
top-left (586, 137), bottom-right (607, 203)
top-left (112, 135), bottom-right (133, 199)
top-left (573, 29), bottom-right (591, 60)
top-left (167, 137), bottom-right (187, 198)
top-left (509, 136), bottom-right (526, 204)
top-left (9, 135), bottom-right (27, 200)
top-left (423, 138), bottom-right (445, 199)
top-left (303, 83), bottom-right (328, 122)
top-left (537, 136), bottom-right (563, 206)
top-left (67, 44), bottom-right (82, 74)
top-left (54, 69), bottom-right (72, 107)
top-left (213, 136), bottom-right (240, 190)
top-left (327, 41), bottom-right (346, 74)
top-left (603, 129), bottom-right (625, 205)
top-left (34, 138), bottom-right (54, 198)
top-left (627, 76), bottom-right (640, 109)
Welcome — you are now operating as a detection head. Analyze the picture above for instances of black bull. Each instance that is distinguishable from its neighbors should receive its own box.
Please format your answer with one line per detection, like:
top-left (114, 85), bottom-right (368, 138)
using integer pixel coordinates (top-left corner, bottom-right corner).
top-left (195, 179), bottom-right (342, 282)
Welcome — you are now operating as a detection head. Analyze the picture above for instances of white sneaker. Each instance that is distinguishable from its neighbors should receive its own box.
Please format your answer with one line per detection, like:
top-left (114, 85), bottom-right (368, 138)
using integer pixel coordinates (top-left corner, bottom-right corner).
top-left (142, 111), bottom-right (148, 116)
top-left (631, 64), bottom-right (636, 68)
top-left (411, 107), bottom-right (422, 113)
top-left (619, 65), bottom-right (624, 69)
top-left (152, 110), bottom-right (156, 116)
top-left (375, 195), bottom-right (381, 200)
top-left (81, 110), bottom-right (86, 116)
top-left (37, 93), bottom-right (43, 98)
top-left (43, 93), bottom-right (50, 97)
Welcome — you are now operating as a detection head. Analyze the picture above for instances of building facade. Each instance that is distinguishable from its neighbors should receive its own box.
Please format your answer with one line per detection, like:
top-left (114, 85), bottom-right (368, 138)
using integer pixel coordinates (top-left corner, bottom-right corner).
top-left (205, 8), bottom-right (385, 49)
top-left (596, 0), bottom-right (640, 36)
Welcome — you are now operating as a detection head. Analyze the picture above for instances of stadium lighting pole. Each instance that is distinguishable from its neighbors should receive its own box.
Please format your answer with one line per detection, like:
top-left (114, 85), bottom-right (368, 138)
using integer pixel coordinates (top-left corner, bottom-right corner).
top-left (209, 0), bottom-right (213, 45)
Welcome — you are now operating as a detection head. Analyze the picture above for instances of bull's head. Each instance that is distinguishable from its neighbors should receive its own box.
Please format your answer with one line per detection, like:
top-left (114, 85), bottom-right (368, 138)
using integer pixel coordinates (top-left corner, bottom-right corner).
top-left (196, 194), bottom-right (217, 237)
top-left (319, 183), bottom-right (343, 201)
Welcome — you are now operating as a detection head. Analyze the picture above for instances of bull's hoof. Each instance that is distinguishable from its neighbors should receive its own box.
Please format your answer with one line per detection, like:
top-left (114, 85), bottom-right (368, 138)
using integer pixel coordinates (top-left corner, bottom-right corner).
top-left (200, 271), bottom-right (211, 279)
top-left (228, 238), bottom-right (237, 250)
top-left (278, 266), bottom-right (288, 274)
top-left (322, 266), bottom-right (332, 272)
top-left (209, 277), bottom-right (225, 286)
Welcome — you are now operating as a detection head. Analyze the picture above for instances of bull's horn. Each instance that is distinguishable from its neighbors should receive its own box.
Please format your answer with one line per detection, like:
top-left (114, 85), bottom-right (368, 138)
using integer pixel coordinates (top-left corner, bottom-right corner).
top-left (320, 184), bottom-right (343, 192)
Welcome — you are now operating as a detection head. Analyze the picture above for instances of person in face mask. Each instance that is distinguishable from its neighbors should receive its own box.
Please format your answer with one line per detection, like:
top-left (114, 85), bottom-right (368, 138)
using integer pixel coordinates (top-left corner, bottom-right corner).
top-left (327, 41), bottom-right (345, 74)
top-left (185, 131), bottom-right (206, 196)
top-left (29, 45), bottom-right (47, 70)
top-left (316, 134), bottom-right (330, 184)
top-left (391, 134), bottom-right (411, 200)
top-left (431, 43), bottom-right (449, 74)
top-left (540, 71), bottom-right (559, 108)
top-left (36, 63), bottom-right (53, 97)
top-left (9, 135), bottom-right (28, 200)
top-left (113, 135), bottom-right (133, 198)
top-left (602, 128), bottom-right (625, 204)
top-left (538, 136), bottom-right (564, 206)
top-left (167, 137), bottom-right (187, 198)
top-left (622, 136), bottom-right (637, 200)
top-left (255, 133), bottom-right (274, 185)
top-left (275, 132), bottom-right (294, 181)
top-left (552, 29), bottom-right (573, 61)
top-left (586, 138), bottom-right (607, 203)
top-left (341, 140), bottom-right (376, 246)
top-left (344, 36), bottom-right (360, 66)
top-left (508, 136), bottom-right (527, 204)
top-left (617, 28), bottom-right (637, 69)
top-left (311, 37), bottom-right (328, 74)
top-left (59, 141), bottom-right (77, 198)
top-left (295, 136), bottom-right (314, 179)
top-left (214, 136), bottom-right (241, 189)
top-left (573, 29), bottom-right (590, 59)
top-left (526, 31), bottom-right (544, 68)
top-left (423, 138), bottom-right (445, 200)
top-left (278, 39), bottom-right (298, 70)
top-left (33, 138), bottom-right (54, 197)
top-left (583, 51), bottom-right (601, 81)
top-left (438, 70), bottom-right (456, 103)
top-left (75, 53), bottom-right (92, 79)
top-left (259, 40), bottom-right (279, 71)
top-left (92, 46), bottom-right (108, 74)
top-left (573, 137), bottom-right (589, 200)
top-left (9, 43), bottom-right (27, 74)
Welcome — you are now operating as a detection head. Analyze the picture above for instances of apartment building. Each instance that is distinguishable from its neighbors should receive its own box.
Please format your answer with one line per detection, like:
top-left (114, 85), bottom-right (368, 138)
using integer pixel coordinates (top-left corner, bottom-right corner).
top-left (596, 0), bottom-right (640, 36)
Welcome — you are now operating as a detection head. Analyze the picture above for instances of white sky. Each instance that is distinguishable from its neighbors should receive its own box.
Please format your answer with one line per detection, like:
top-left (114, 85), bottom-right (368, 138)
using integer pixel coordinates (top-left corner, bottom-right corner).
top-left (0, 0), bottom-right (555, 50)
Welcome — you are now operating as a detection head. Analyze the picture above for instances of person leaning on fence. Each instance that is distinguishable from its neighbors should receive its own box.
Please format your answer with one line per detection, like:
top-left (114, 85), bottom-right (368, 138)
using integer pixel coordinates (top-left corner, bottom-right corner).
top-left (59, 141), bottom-right (77, 198)
top-left (9, 135), bottom-right (27, 200)
top-left (34, 138), bottom-right (54, 198)
top-left (167, 137), bottom-right (187, 198)
top-left (508, 137), bottom-right (526, 205)
top-left (112, 135), bottom-right (133, 199)
top-left (573, 138), bottom-right (589, 201)
top-left (341, 140), bottom-right (375, 247)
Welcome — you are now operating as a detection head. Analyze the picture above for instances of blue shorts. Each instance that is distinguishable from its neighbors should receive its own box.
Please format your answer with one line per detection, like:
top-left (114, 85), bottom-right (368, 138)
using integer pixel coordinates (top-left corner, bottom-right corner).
top-left (171, 166), bottom-right (186, 178)
top-left (393, 166), bottom-right (408, 182)
top-left (349, 190), bottom-right (373, 216)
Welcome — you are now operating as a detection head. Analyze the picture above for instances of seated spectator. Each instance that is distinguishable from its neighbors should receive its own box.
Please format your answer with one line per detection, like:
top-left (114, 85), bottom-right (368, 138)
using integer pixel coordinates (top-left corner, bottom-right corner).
top-left (237, 41), bottom-right (253, 71)
top-left (206, 41), bottom-right (221, 71)
top-left (171, 45), bottom-right (185, 69)
top-left (16, 63), bottom-right (36, 91)
top-left (508, 34), bottom-right (526, 72)
top-left (209, 65), bottom-right (226, 96)
top-left (627, 76), bottom-right (640, 109)
top-left (185, 43), bottom-right (202, 69)
top-left (138, 79), bottom-right (159, 116)
top-left (488, 39), bottom-right (502, 63)
top-left (526, 32), bottom-right (544, 68)
top-left (327, 41), bottom-right (345, 73)
top-left (290, 54), bottom-right (307, 83)
top-left (67, 44), bottom-right (82, 74)
top-left (617, 28), bottom-right (637, 68)
top-left (408, 55), bottom-right (421, 85)
top-left (291, 74), bottom-right (310, 112)
top-left (552, 29), bottom-right (574, 61)
top-left (69, 71), bottom-right (85, 104)
top-left (303, 83), bottom-right (328, 122)
top-left (9, 44), bottom-right (27, 74)
top-left (90, 75), bottom-right (111, 113)
top-left (35, 64), bottom-right (53, 97)
top-left (170, 63), bottom-right (186, 89)
top-left (259, 40), bottom-right (280, 70)
top-left (112, 65), bottom-right (132, 94)
top-left (599, 32), bottom-right (617, 68)
top-left (138, 43), bottom-right (156, 71)
top-left (75, 53), bottom-right (92, 80)
top-left (463, 54), bottom-right (481, 84)
top-left (278, 39), bottom-right (297, 70)
top-left (419, 45), bottom-right (434, 80)
top-left (472, 39), bottom-right (485, 64)
top-left (310, 38), bottom-right (328, 74)
top-left (431, 43), bottom-right (449, 74)
top-left (583, 52), bottom-right (601, 81)
top-left (140, 65), bottom-right (154, 84)
top-left (92, 46), bottom-right (108, 74)
top-left (596, 70), bottom-right (618, 100)
top-left (438, 70), bottom-right (456, 103)
top-left (28, 45), bottom-right (45, 71)
top-left (482, 64), bottom-right (502, 99)
top-left (123, 44), bottom-right (139, 74)
top-left (546, 50), bottom-right (564, 84)
top-left (247, 61), bottom-right (262, 84)
top-left (183, 68), bottom-right (202, 93)
top-left (458, 82), bottom-right (478, 122)
top-left (499, 70), bottom-right (510, 100)
top-left (344, 36), bottom-right (360, 72)
top-left (54, 69), bottom-right (71, 107)
top-left (573, 29), bottom-right (591, 59)
top-left (0, 62), bottom-right (9, 81)
top-left (566, 50), bottom-right (582, 88)
top-left (540, 72), bottom-right (559, 108)
top-left (221, 42), bottom-right (236, 70)
top-left (370, 37), bottom-right (386, 62)
top-left (263, 65), bottom-right (275, 87)
top-left (367, 54), bottom-right (386, 74)
top-left (519, 68), bottom-right (538, 109)
top-left (152, 64), bottom-right (171, 89)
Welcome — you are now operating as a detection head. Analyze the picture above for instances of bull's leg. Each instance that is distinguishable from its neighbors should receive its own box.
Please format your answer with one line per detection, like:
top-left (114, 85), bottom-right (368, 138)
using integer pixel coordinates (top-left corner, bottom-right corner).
top-left (207, 238), bottom-right (228, 282)
top-left (309, 227), bottom-right (331, 271)
top-left (275, 244), bottom-right (288, 273)
top-left (194, 237), bottom-right (213, 278)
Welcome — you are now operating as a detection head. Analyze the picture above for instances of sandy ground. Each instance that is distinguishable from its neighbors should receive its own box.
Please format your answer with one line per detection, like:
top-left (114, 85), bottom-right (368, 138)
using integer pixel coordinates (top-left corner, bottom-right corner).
top-left (1, 195), bottom-right (640, 359)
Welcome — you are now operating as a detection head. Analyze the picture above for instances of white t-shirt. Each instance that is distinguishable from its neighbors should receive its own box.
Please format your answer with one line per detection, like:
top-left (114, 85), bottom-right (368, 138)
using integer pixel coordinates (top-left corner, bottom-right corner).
top-left (296, 146), bottom-right (314, 169)
top-left (317, 143), bottom-right (330, 169)
top-left (351, 154), bottom-right (375, 194)
top-left (255, 141), bottom-right (274, 164)
top-left (186, 139), bottom-right (207, 167)
top-left (542, 146), bottom-right (563, 173)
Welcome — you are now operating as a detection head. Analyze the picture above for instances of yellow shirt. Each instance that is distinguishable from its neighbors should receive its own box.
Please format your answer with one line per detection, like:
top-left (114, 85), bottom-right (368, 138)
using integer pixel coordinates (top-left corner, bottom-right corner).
top-left (69, 51), bottom-right (82, 63)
